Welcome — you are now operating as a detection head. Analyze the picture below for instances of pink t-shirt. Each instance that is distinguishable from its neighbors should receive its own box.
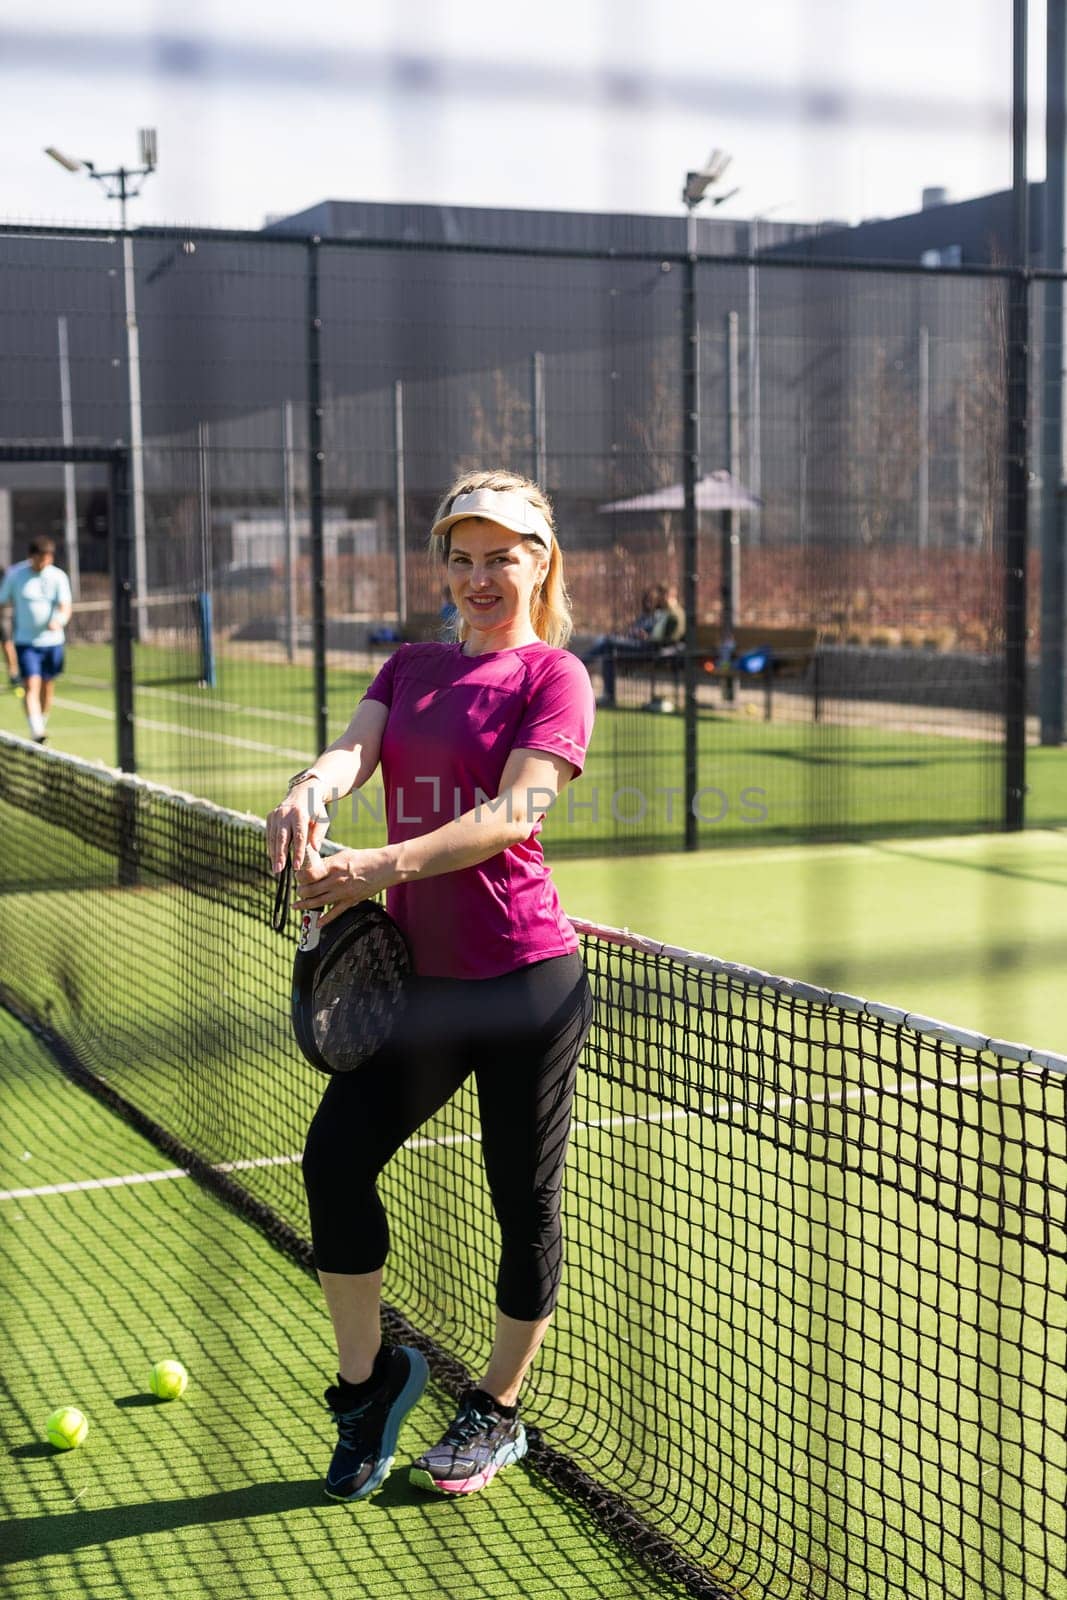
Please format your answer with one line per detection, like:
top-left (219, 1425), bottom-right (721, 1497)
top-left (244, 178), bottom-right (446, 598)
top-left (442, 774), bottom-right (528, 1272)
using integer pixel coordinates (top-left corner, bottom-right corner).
top-left (363, 640), bottom-right (595, 980)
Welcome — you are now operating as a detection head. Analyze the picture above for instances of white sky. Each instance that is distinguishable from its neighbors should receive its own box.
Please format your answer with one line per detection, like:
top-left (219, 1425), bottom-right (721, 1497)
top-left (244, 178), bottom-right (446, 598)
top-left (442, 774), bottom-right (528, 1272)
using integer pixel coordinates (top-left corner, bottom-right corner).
top-left (0, 0), bottom-right (1052, 233)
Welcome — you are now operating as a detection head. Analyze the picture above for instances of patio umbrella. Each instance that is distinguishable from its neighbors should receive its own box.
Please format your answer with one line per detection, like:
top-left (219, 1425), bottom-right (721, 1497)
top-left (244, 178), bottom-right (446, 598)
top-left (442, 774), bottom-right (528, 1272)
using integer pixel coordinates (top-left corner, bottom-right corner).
top-left (597, 470), bottom-right (760, 514)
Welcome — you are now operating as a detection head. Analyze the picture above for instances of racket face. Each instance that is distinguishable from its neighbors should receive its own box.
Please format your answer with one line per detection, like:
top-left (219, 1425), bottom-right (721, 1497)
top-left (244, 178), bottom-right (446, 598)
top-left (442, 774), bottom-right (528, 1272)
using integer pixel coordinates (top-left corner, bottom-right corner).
top-left (291, 902), bottom-right (410, 1073)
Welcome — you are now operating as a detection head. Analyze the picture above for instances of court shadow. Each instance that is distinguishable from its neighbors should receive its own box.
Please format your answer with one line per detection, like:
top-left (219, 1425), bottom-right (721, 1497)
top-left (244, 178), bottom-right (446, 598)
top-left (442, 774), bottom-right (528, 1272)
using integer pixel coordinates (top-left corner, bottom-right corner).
top-left (367, 1469), bottom-right (446, 1512)
top-left (2, 1478), bottom-right (323, 1564)
top-left (871, 840), bottom-right (1067, 892)
top-left (8, 1443), bottom-right (55, 1461)
top-left (113, 1393), bottom-right (169, 1409)
top-left (751, 747), bottom-right (927, 770)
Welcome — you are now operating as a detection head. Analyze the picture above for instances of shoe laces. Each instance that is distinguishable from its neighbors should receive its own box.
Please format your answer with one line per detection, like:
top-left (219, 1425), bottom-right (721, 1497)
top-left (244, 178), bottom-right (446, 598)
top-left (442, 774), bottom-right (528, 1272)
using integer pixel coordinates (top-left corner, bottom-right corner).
top-left (444, 1394), bottom-right (500, 1449)
top-left (327, 1388), bottom-right (382, 1452)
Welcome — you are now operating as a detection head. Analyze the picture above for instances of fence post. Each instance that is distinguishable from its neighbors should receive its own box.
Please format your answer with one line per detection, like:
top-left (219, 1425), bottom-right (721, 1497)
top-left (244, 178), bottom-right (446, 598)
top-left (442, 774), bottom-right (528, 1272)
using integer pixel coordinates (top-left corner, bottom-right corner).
top-left (918, 325), bottom-right (930, 550)
top-left (394, 378), bottom-right (408, 628)
top-left (109, 448), bottom-right (136, 778)
top-left (57, 316), bottom-right (80, 598)
top-left (1004, 0), bottom-right (1030, 830)
top-left (1040, 0), bottom-right (1067, 744)
top-left (682, 247), bottom-right (700, 850)
top-left (307, 237), bottom-right (328, 757)
top-left (196, 421), bottom-right (216, 688)
top-left (531, 351), bottom-right (547, 486)
top-left (721, 310), bottom-right (741, 704)
top-left (282, 400), bottom-right (298, 663)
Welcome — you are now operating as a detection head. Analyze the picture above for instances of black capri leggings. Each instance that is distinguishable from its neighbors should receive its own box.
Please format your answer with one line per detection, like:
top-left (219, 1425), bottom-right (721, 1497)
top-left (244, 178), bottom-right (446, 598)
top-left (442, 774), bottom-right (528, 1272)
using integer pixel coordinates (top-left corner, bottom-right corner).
top-left (302, 951), bottom-right (593, 1322)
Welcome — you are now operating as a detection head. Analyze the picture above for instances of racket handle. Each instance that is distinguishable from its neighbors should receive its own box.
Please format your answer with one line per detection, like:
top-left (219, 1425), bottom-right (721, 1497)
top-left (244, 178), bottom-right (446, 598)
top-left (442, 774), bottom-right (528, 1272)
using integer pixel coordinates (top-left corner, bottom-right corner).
top-left (297, 814), bottom-right (330, 951)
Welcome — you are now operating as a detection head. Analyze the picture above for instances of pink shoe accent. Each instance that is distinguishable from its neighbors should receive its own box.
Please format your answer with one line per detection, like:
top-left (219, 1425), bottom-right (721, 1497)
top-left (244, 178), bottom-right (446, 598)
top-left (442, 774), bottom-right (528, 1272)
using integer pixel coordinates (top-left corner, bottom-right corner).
top-left (430, 1465), bottom-right (499, 1494)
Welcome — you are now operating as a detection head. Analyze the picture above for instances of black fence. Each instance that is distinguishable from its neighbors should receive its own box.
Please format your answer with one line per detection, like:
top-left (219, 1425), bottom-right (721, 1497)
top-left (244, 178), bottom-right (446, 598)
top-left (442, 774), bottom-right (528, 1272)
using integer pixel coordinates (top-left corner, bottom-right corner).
top-left (1, 219), bottom-right (1063, 853)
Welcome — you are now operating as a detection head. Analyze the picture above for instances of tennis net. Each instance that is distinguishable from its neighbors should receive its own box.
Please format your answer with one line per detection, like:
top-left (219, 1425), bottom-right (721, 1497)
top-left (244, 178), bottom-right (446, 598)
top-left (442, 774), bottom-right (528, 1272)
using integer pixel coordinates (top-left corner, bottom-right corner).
top-left (1, 729), bottom-right (1064, 1600)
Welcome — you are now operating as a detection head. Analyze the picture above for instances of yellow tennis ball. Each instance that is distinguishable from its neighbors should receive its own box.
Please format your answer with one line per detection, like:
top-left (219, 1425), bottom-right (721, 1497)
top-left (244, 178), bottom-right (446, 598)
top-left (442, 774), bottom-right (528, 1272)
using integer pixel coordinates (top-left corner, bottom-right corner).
top-left (46, 1406), bottom-right (89, 1450)
top-left (149, 1360), bottom-right (188, 1401)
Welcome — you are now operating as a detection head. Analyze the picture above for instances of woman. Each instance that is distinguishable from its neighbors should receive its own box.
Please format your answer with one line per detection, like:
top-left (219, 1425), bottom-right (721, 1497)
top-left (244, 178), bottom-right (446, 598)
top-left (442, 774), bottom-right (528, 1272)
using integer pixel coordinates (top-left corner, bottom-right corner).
top-left (581, 582), bottom-right (665, 708)
top-left (266, 468), bottom-right (595, 1502)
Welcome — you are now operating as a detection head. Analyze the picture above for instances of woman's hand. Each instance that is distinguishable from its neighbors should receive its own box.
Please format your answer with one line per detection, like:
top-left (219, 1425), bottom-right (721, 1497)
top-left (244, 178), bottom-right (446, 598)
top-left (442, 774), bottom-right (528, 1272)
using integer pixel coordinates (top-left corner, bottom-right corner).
top-left (266, 782), bottom-right (330, 876)
top-left (293, 844), bottom-right (399, 926)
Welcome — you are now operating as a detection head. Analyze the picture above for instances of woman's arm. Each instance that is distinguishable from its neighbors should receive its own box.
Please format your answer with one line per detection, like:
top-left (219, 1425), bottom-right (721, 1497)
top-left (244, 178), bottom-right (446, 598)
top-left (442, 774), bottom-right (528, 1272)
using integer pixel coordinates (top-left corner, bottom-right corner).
top-left (266, 697), bottom-right (388, 873)
top-left (295, 746), bottom-right (577, 924)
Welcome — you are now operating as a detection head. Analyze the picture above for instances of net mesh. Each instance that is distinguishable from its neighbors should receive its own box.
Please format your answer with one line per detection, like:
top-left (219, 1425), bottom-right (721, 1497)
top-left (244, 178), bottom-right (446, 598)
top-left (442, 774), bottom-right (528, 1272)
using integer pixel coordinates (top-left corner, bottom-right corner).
top-left (1, 729), bottom-right (1064, 1600)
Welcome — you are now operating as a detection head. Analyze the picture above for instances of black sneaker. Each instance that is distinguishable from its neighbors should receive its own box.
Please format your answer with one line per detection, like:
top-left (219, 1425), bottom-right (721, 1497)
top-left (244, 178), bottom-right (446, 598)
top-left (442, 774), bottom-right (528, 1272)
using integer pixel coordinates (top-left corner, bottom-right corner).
top-left (409, 1388), bottom-right (528, 1495)
top-left (323, 1345), bottom-right (428, 1501)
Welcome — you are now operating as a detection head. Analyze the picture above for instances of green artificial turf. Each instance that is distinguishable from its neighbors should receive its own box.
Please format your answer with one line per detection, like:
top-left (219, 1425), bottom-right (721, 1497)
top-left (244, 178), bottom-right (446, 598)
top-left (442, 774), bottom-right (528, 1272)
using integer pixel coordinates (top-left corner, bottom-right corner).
top-left (0, 1011), bottom-right (695, 1600)
top-left (553, 828), bottom-right (1067, 1058)
top-left (3, 640), bottom-right (1063, 855)
top-left (3, 650), bottom-right (1067, 1599)
top-left (2, 790), bottom-right (1066, 1599)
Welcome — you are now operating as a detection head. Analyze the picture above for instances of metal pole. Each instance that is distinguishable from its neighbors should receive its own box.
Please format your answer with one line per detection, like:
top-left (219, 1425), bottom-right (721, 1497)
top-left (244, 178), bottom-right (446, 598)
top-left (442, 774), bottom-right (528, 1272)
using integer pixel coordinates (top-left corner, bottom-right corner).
top-left (918, 325), bottom-right (930, 549)
top-left (196, 420), bottom-right (215, 688)
top-left (393, 379), bottom-right (408, 627)
top-left (747, 221), bottom-right (762, 547)
top-left (955, 386), bottom-right (967, 546)
top-left (307, 239), bottom-right (328, 756)
top-left (122, 230), bottom-right (148, 639)
top-left (197, 422), bottom-right (211, 590)
top-left (682, 214), bottom-right (700, 851)
top-left (109, 449), bottom-right (136, 775)
top-left (531, 350), bottom-right (547, 486)
top-left (728, 310), bottom-right (741, 620)
top-left (1040, 0), bottom-right (1067, 744)
top-left (57, 317), bottom-right (80, 599)
top-left (1004, 0), bottom-right (1030, 828)
top-left (720, 311), bottom-right (741, 703)
top-left (799, 404), bottom-right (808, 546)
top-left (282, 399), bottom-right (297, 664)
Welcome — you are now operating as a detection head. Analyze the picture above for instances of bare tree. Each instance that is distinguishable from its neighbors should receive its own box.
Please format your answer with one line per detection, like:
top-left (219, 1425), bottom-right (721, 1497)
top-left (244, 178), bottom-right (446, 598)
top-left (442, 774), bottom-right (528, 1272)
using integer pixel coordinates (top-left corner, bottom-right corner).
top-left (958, 277), bottom-right (1008, 554)
top-left (623, 344), bottom-right (683, 568)
top-left (846, 339), bottom-right (920, 548)
top-left (464, 367), bottom-right (532, 472)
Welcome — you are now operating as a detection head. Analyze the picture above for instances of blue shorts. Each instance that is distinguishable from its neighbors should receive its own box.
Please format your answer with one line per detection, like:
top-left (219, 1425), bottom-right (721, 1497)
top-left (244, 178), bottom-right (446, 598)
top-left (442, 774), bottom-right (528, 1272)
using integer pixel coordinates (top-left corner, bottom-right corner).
top-left (16, 643), bottom-right (65, 681)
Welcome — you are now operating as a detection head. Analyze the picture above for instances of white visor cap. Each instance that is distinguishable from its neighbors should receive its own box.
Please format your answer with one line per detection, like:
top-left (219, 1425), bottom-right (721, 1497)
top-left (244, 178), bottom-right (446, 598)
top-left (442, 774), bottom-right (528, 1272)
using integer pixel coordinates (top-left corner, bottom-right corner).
top-left (431, 487), bottom-right (553, 549)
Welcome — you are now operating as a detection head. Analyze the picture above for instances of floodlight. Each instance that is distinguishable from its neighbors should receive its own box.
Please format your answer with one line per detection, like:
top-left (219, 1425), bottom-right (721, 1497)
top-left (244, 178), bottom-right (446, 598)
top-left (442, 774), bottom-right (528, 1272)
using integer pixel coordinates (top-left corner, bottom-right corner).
top-left (682, 149), bottom-right (734, 209)
top-left (702, 148), bottom-right (732, 184)
top-left (45, 146), bottom-right (84, 174)
top-left (140, 128), bottom-right (158, 170)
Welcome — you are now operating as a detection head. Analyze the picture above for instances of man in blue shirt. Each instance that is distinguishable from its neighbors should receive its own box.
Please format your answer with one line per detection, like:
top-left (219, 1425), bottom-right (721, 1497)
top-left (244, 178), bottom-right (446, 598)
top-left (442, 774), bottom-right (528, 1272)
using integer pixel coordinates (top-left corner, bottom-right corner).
top-left (0, 537), bottom-right (73, 743)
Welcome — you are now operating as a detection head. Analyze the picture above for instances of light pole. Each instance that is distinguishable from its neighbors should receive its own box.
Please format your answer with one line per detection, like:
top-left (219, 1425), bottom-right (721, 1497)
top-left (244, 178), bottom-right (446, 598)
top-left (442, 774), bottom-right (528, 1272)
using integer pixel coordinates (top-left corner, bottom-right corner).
top-left (682, 148), bottom-right (738, 253)
top-left (46, 131), bottom-right (156, 637)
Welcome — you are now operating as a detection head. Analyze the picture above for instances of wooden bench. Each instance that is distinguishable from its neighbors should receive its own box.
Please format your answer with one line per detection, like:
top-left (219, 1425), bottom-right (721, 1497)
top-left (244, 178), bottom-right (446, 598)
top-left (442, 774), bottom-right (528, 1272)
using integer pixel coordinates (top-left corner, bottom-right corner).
top-left (640, 622), bottom-right (821, 719)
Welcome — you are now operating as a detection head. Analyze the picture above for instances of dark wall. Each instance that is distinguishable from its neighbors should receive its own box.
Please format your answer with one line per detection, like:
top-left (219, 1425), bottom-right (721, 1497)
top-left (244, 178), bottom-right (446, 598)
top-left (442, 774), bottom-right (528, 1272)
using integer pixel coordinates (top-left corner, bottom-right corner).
top-left (776, 183), bottom-right (1046, 267)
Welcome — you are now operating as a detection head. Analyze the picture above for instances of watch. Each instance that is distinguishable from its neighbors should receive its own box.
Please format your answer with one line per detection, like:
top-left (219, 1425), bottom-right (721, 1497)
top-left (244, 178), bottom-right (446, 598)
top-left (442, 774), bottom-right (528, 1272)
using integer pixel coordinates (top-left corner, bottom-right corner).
top-left (286, 768), bottom-right (323, 793)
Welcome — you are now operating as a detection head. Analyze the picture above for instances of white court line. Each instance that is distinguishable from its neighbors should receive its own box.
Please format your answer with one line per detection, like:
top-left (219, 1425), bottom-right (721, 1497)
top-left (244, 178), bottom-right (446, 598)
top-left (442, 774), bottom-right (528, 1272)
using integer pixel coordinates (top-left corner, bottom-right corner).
top-left (707, 1070), bottom-right (992, 1121)
top-left (0, 1078), bottom-right (996, 1205)
top-left (53, 697), bottom-right (309, 760)
top-left (65, 675), bottom-right (317, 727)
top-left (0, 1150), bottom-right (303, 1203)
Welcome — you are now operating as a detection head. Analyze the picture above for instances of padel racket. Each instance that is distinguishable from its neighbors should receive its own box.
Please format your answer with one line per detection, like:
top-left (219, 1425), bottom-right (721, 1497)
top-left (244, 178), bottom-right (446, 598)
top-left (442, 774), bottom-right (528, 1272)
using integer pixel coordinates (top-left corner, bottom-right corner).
top-left (273, 849), bottom-right (412, 1074)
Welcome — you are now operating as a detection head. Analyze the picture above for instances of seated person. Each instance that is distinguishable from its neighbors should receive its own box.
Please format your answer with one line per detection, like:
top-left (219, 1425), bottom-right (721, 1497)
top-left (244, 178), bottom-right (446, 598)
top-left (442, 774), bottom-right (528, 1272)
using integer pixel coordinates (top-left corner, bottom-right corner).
top-left (584, 583), bottom-right (686, 707)
top-left (648, 585), bottom-right (685, 650)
